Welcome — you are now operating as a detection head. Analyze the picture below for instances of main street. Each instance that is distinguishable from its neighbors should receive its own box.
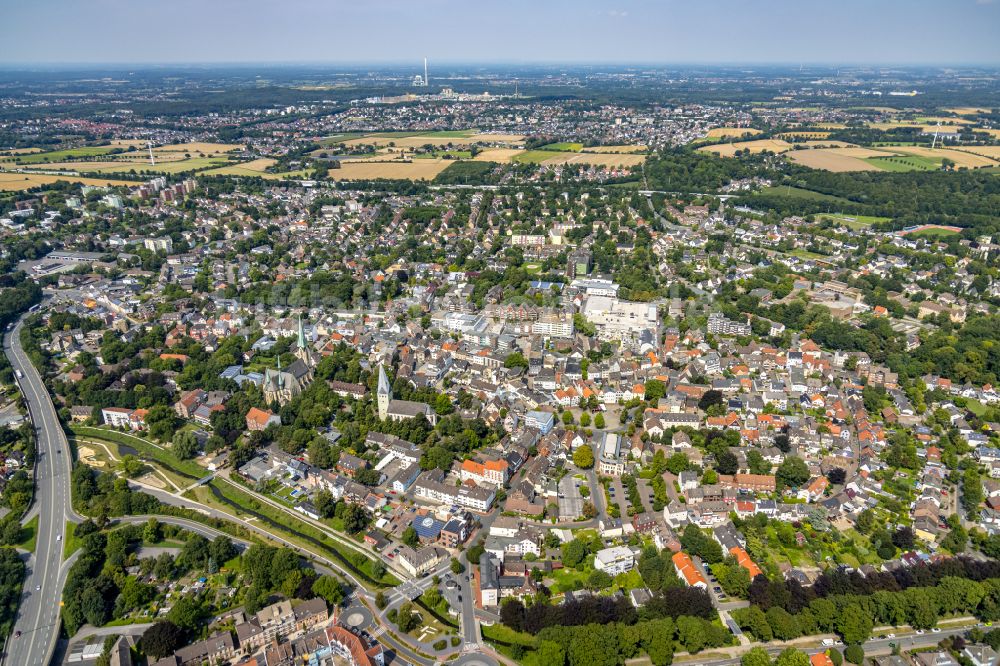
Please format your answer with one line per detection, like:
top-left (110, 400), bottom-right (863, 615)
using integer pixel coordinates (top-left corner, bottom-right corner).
top-left (4, 311), bottom-right (81, 666)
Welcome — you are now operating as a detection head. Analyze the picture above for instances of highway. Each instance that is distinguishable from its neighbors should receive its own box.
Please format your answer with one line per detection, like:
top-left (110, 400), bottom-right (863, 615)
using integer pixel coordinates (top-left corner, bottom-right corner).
top-left (4, 311), bottom-right (81, 666)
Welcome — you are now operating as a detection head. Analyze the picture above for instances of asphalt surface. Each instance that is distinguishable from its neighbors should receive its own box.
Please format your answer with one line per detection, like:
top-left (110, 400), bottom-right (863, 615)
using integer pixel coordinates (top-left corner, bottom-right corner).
top-left (4, 311), bottom-right (80, 666)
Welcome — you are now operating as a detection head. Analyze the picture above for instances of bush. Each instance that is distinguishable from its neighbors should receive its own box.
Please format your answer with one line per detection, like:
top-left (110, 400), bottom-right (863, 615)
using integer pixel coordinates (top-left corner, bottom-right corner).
top-left (451, 636), bottom-right (461, 647)
top-left (433, 639), bottom-right (447, 650)
top-left (844, 645), bottom-right (864, 665)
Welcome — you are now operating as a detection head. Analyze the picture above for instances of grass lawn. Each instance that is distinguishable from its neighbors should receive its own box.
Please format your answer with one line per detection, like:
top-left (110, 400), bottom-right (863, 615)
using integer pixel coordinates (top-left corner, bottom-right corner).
top-left (864, 155), bottom-right (939, 172)
top-left (63, 520), bottom-right (84, 559)
top-left (787, 248), bottom-right (829, 260)
top-left (17, 515), bottom-right (38, 553)
top-left (816, 213), bottom-right (890, 230)
top-left (549, 566), bottom-right (592, 593)
top-left (756, 185), bottom-right (852, 203)
top-left (482, 623), bottom-right (536, 647)
top-left (966, 399), bottom-right (989, 417)
top-left (539, 142), bottom-right (584, 152)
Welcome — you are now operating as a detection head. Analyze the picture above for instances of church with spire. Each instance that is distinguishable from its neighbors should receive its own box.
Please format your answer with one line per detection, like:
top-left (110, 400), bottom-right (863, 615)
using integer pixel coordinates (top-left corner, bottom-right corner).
top-left (376, 363), bottom-right (436, 425)
top-left (263, 316), bottom-right (316, 406)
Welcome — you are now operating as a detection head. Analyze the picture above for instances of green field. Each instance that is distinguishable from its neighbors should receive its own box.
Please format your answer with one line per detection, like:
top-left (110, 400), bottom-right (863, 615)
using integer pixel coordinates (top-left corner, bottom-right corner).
top-left (816, 213), bottom-right (890, 230)
top-left (757, 185), bottom-right (852, 203)
top-left (413, 150), bottom-right (472, 160)
top-left (317, 133), bottom-right (368, 146)
top-left (10, 146), bottom-right (122, 164)
top-left (539, 142), bottom-right (584, 152)
top-left (63, 520), bottom-right (84, 559)
top-left (908, 227), bottom-right (961, 239)
top-left (421, 130), bottom-right (477, 138)
top-left (864, 155), bottom-right (940, 172)
top-left (513, 150), bottom-right (574, 164)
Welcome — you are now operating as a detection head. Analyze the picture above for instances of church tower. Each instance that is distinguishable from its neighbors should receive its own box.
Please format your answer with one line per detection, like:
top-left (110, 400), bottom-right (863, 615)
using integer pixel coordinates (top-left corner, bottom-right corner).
top-left (293, 315), bottom-right (314, 367)
top-left (377, 363), bottom-right (392, 420)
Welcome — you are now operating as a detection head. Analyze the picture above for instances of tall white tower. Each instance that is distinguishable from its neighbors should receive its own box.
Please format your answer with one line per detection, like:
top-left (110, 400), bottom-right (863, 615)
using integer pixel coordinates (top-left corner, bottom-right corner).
top-left (424, 57), bottom-right (429, 88)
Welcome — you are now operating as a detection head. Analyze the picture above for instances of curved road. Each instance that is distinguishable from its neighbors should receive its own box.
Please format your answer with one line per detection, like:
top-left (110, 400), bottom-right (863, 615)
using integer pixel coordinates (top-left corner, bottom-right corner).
top-left (3, 311), bottom-right (81, 666)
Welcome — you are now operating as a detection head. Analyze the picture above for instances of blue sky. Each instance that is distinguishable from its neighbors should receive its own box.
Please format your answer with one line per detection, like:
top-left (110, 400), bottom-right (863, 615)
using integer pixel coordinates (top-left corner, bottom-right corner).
top-left (1, 0), bottom-right (998, 65)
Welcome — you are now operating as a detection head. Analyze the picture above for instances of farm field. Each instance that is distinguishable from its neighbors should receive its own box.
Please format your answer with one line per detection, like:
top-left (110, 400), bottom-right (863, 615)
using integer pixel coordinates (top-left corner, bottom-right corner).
top-left (471, 148), bottom-right (524, 162)
top-left (538, 142), bottom-right (584, 152)
top-left (327, 160), bottom-right (451, 180)
top-left (13, 156), bottom-right (231, 174)
top-left (513, 150), bottom-right (574, 164)
top-left (202, 158), bottom-right (309, 179)
top-left (887, 145), bottom-right (999, 169)
top-left (697, 139), bottom-right (793, 156)
top-left (786, 147), bottom-right (887, 171)
top-left (582, 144), bottom-right (647, 153)
top-left (943, 107), bottom-right (990, 116)
top-left (154, 141), bottom-right (241, 155)
top-left (546, 153), bottom-right (646, 167)
top-left (7, 145), bottom-right (122, 164)
top-left (868, 121), bottom-right (966, 134)
top-left (777, 131), bottom-right (832, 139)
top-left (952, 145), bottom-right (1000, 159)
top-left (0, 172), bottom-right (136, 191)
top-left (704, 127), bottom-right (762, 140)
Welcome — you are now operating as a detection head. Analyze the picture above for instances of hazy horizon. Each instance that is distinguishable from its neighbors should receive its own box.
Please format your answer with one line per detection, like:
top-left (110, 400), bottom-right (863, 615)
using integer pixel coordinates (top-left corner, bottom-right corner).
top-left (2, 0), bottom-right (999, 66)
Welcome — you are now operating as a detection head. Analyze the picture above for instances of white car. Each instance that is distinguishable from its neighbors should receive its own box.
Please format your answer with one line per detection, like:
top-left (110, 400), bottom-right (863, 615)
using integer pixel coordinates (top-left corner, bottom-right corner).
top-left (931, 628), bottom-right (941, 633)
top-left (56, 535), bottom-right (61, 541)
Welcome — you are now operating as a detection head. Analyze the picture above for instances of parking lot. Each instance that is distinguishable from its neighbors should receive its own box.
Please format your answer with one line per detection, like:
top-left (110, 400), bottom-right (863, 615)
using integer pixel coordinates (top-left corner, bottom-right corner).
top-left (607, 478), bottom-right (631, 518)
top-left (558, 475), bottom-right (585, 520)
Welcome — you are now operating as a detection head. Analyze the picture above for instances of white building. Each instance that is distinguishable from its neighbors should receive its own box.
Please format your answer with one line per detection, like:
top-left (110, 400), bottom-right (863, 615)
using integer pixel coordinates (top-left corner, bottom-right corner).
top-left (594, 546), bottom-right (635, 576)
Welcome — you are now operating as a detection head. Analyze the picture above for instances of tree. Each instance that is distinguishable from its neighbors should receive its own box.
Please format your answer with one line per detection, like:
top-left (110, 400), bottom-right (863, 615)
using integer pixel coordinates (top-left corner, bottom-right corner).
top-left (741, 647), bottom-right (772, 666)
top-left (587, 570), bottom-right (612, 590)
top-left (594, 413), bottom-right (605, 429)
top-left (667, 452), bottom-right (690, 474)
top-left (573, 445), bottom-right (594, 469)
top-left (142, 517), bottom-right (161, 544)
top-left (172, 430), bottom-right (199, 460)
top-left (562, 411), bottom-right (575, 426)
top-left (646, 380), bottom-right (666, 402)
top-left (826, 467), bottom-right (846, 485)
top-left (774, 648), bottom-right (810, 666)
top-left (716, 449), bottom-right (738, 475)
top-left (141, 621), bottom-right (185, 660)
top-left (580, 412), bottom-right (591, 428)
top-left (844, 645), bottom-right (865, 665)
top-left (837, 603), bottom-right (872, 644)
top-left (312, 575), bottom-right (344, 606)
top-left (118, 454), bottom-right (144, 478)
top-left (698, 390), bottom-right (724, 411)
top-left (375, 590), bottom-right (387, 609)
top-left (776, 456), bottom-right (810, 488)
top-left (892, 526), bottom-right (915, 550)
top-left (561, 539), bottom-right (587, 569)
top-left (450, 557), bottom-right (465, 574)
top-left (402, 526), bottom-right (420, 548)
top-left (396, 601), bottom-right (418, 632)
